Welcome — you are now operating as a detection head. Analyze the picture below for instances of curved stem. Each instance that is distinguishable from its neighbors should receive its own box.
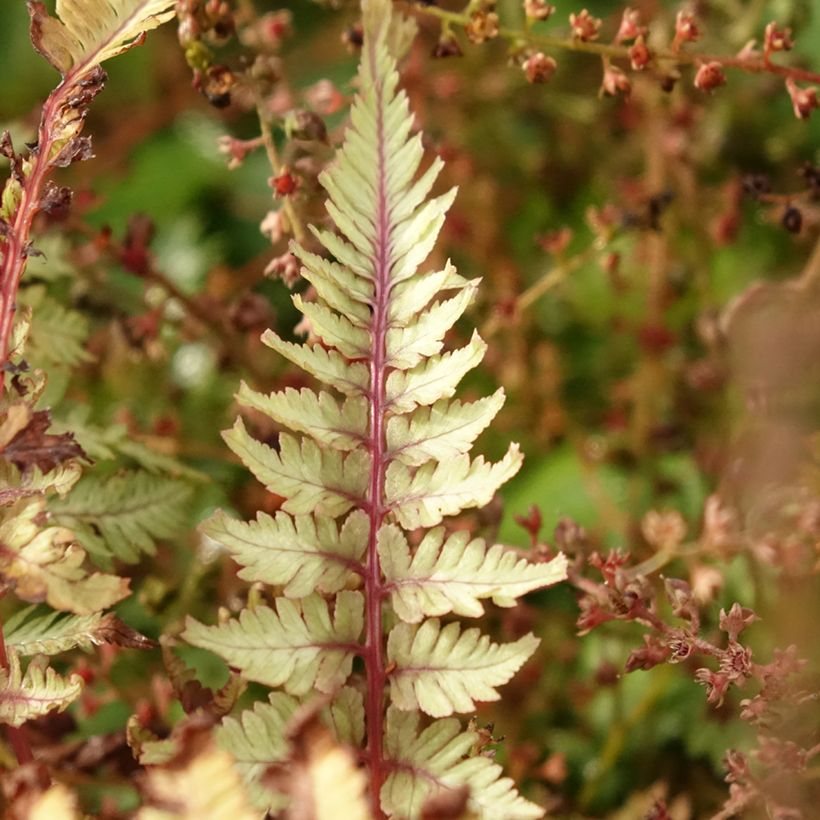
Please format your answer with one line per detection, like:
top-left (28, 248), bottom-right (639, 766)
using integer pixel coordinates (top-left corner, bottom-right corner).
top-left (0, 76), bottom-right (76, 395)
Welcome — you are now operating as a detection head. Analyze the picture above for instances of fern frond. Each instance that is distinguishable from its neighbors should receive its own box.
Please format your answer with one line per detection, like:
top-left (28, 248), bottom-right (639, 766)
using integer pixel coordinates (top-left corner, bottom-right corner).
top-left (382, 707), bottom-right (543, 819)
top-left (29, 0), bottom-right (176, 77)
top-left (5, 605), bottom-right (152, 655)
top-left (201, 508), bottom-right (366, 597)
top-left (0, 651), bottom-right (83, 727)
top-left (50, 470), bottom-right (193, 564)
top-left (0, 495), bottom-right (129, 614)
top-left (387, 620), bottom-right (538, 718)
top-left (223, 421), bottom-right (369, 517)
top-left (20, 286), bottom-right (92, 368)
top-left (216, 687), bottom-right (365, 811)
top-left (187, 0), bottom-right (565, 813)
top-left (385, 445), bottom-right (523, 529)
top-left (379, 525), bottom-right (568, 623)
top-left (183, 592), bottom-right (364, 695)
top-left (53, 408), bottom-right (205, 479)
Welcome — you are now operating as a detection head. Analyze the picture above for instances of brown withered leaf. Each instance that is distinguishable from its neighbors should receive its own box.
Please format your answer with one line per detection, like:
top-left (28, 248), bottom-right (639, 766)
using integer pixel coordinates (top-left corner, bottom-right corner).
top-left (96, 612), bottom-right (157, 650)
top-left (136, 717), bottom-right (257, 820)
top-left (1, 409), bottom-right (86, 472)
top-left (161, 637), bottom-right (244, 717)
top-left (265, 703), bottom-right (371, 820)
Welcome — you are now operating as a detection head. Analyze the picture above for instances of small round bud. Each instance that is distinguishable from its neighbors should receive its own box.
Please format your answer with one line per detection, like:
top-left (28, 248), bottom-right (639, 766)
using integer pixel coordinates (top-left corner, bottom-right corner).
top-left (523, 52), bottom-right (557, 83)
top-left (786, 77), bottom-right (819, 120)
top-left (569, 9), bottom-right (601, 42)
top-left (629, 36), bottom-right (651, 71)
top-left (782, 205), bottom-right (803, 233)
top-left (693, 61), bottom-right (726, 93)
top-left (432, 33), bottom-right (463, 58)
top-left (601, 61), bottom-right (631, 98)
top-left (673, 10), bottom-right (700, 51)
top-left (466, 10), bottom-right (500, 43)
top-left (615, 8), bottom-right (645, 43)
top-left (524, 0), bottom-right (554, 21)
top-left (763, 22), bottom-right (793, 59)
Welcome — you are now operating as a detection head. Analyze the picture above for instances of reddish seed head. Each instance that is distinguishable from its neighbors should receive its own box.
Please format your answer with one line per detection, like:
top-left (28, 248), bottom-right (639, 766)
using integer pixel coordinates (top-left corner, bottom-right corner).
top-left (569, 10), bottom-right (601, 42)
top-left (694, 61), bottom-right (727, 92)
top-left (271, 170), bottom-right (298, 197)
top-left (523, 52), bottom-right (557, 83)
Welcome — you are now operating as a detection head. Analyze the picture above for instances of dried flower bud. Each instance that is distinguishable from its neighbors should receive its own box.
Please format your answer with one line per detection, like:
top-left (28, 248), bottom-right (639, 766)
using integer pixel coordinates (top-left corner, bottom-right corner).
top-left (663, 577), bottom-right (693, 616)
top-left (432, 33), bottom-right (463, 58)
top-left (615, 8), bottom-right (644, 43)
top-left (601, 61), bottom-right (631, 98)
top-left (763, 22), bottom-right (793, 59)
top-left (466, 10), bottom-right (500, 44)
top-left (523, 52), bottom-right (557, 83)
top-left (284, 109), bottom-right (327, 143)
top-left (264, 251), bottom-right (300, 287)
top-left (569, 9), bottom-right (601, 42)
top-left (781, 205), bottom-right (803, 233)
top-left (198, 64), bottom-right (235, 108)
top-left (515, 505), bottom-right (543, 543)
top-left (693, 61), bottom-right (726, 92)
top-left (342, 23), bottom-right (364, 50)
top-left (673, 10), bottom-right (700, 49)
top-left (719, 603), bottom-right (759, 641)
top-left (260, 210), bottom-right (284, 244)
top-left (537, 226), bottom-right (572, 254)
top-left (217, 135), bottom-right (261, 170)
top-left (626, 635), bottom-right (670, 672)
top-left (643, 510), bottom-right (687, 550)
top-left (524, 0), bottom-right (554, 21)
top-left (305, 79), bottom-right (346, 116)
top-left (786, 77), bottom-right (819, 120)
top-left (629, 35), bottom-right (651, 70)
top-left (694, 668), bottom-right (730, 706)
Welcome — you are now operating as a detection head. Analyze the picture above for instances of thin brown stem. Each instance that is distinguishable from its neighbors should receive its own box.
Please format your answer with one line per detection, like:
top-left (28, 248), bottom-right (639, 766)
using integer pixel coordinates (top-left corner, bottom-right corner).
top-left (407, 4), bottom-right (820, 85)
top-left (254, 98), bottom-right (308, 246)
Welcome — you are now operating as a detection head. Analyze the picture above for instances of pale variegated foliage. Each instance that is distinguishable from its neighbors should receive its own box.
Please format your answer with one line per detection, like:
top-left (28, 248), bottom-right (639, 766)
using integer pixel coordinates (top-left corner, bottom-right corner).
top-left (0, 651), bottom-right (83, 727)
top-left (184, 0), bottom-right (566, 816)
top-left (29, 0), bottom-right (176, 77)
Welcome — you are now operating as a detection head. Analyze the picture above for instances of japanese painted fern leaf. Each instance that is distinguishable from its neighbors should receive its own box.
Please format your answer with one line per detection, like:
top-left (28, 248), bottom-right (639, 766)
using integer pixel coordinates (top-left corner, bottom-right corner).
top-left (185, 0), bottom-right (566, 816)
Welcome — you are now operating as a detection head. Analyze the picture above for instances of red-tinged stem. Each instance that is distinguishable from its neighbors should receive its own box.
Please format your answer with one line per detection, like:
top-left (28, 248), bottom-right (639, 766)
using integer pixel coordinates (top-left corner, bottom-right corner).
top-left (0, 610), bottom-right (34, 765)
top-left (363, 38), bottom-right (391, 820)
top-left (0, 74), bottom-right (80, 396)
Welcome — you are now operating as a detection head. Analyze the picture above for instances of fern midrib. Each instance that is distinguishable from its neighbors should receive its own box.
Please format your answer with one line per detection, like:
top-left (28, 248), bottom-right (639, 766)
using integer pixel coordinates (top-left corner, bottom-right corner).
top-left (363, 32), bottom-right (392, 818)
